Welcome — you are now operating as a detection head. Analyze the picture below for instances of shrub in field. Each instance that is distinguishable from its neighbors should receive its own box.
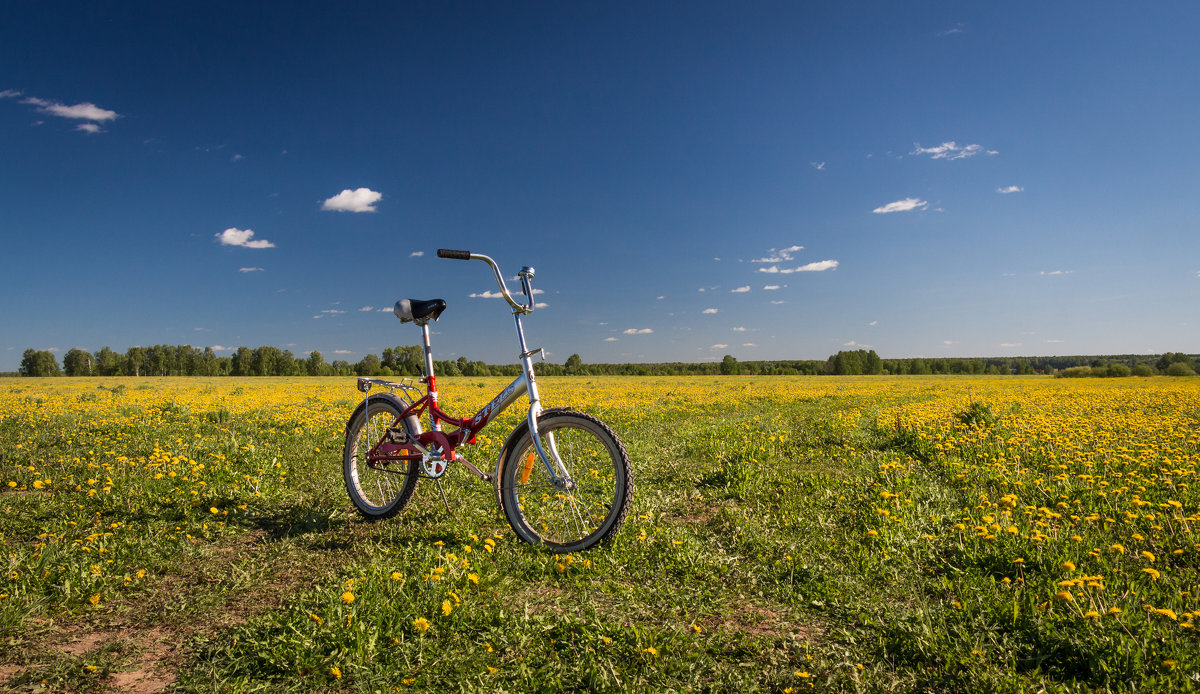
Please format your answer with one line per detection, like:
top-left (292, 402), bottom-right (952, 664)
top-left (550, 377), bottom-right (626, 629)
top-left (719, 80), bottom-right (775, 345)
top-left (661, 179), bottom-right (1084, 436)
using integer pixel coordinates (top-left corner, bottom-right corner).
top-left (1132, 364), bottom-right (1156, 377)
top-left (1055, 366), bottom-right (1092, 378)
top-left (1166, 361), bottom-right (1196, 376)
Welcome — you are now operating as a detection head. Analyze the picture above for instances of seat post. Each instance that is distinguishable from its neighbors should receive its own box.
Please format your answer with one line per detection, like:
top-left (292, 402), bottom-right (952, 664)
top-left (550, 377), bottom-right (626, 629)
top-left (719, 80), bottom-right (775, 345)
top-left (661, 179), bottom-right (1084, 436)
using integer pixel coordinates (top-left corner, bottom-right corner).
top-left (421, 322), bottom-right (436, 384)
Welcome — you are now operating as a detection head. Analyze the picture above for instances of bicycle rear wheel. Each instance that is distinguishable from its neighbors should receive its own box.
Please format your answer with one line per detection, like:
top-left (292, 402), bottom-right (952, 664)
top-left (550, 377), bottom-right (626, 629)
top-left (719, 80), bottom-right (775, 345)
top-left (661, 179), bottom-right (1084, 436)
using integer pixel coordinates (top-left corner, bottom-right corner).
top-left (343, 397), bottom-right (421, 520)
top-left (498, 410), bottom-right (632, 552)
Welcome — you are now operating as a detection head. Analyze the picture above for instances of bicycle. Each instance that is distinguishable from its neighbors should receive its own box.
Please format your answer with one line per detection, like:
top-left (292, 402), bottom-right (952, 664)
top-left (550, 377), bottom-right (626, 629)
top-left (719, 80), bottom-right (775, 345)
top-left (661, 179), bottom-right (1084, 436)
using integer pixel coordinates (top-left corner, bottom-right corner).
top-left (342, 249), bottom-right (633, 552)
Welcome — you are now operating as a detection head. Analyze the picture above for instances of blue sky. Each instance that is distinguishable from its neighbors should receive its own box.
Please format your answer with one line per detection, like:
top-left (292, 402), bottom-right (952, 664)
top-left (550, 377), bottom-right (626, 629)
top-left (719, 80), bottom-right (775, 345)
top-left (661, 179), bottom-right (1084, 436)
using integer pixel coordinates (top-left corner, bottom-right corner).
top-left (3, 2), bottom-right (1198, 370)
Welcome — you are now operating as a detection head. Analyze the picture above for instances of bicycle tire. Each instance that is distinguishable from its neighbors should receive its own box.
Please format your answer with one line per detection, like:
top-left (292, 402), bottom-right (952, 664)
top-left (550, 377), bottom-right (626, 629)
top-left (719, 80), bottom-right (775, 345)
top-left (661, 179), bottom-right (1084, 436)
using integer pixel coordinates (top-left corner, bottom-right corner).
top-left (343, 396), bottom-right (421, 520)
top-left (498, 410), bottom-right (632, 552)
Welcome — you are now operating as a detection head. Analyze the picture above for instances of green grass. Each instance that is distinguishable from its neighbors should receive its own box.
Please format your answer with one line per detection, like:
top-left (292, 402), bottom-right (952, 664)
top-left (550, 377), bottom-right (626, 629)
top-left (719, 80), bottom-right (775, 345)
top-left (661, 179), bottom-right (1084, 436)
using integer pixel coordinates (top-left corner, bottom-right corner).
top-left (1, 376), bottom-right (1198, 692)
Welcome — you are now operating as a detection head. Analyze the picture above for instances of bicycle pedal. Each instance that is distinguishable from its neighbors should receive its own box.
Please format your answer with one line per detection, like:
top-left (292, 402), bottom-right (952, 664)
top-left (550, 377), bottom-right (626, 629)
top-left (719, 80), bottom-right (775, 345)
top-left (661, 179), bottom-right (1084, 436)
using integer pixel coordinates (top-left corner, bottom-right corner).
top-left (384, 427), bottom-right (408, 443)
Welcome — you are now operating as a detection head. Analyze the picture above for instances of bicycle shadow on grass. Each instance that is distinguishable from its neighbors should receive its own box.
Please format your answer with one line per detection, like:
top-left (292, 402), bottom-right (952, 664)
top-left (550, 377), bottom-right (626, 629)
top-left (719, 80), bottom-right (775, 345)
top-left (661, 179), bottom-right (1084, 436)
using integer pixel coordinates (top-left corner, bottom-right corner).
top-left (247, 504), bottom-right (353, 542)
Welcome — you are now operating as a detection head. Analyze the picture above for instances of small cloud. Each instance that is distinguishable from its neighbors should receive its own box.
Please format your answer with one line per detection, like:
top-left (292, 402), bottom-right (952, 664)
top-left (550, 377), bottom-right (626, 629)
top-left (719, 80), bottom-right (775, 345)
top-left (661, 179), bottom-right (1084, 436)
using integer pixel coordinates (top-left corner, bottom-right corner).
top-left (0, 89), bottom-right (21, 99)
top-left (702, 308), bottom-right (719, 314)
top-left (731, 286), bottom-right (751, 293)
top-left (75, 123), bottom-right (102, 134)
top-left (358, 306), bottom-right (374, 312)
top-left (1040, 270), bottom-right (1073, 276)
top-left (710, 344), bottom-right (728, 349)
top-left (868, 320), bottom-right (878, 326)
top-left (911, 141), bottom-right (996, 160)
top-left (378, 307), bottom-right (392, 312)
top-left (763, 285), bottom-right (781, 290)
top-left (997, 185), bottom-right (1023, 194)
top-left (322, 187), bottom-right (382, 213)
top-left (751, 245), bottom-right (805, 264)
top-left (313, 309), bottom-right (346, 319)
top-left (731, 326), bottom-right (747, 332)
top-left (770, 300), bottom-right (786, 305)
top-left (623, 328), bottom-right (653, 335)
top-left (231, 153), bottom-right (244, 162)
top-left (410, 251), bottom-right (424, 257)
top-left (742, 343), bottom-right (757, 347)
top-left (812, 161), bottom-right (826, 171)
top-left (938, 23), bottom-right (966, 36)
top-left (238, 267), bottom-right (264, 273)
top-left (333, 349), bottom-right (354, 355)
top-left (469, 290), bottom-right (504, 299)
top-left (657, 295), bottom-right (665, 300)
top-left (216, 228), bottom-right (275, 249)
top-left (944, 340), bottom-right (959, 345)
top-left (604, 337), bottom-right (619, 342)
top-left (873, 198), bottom-right (928, 214)
top-left (21, 96), bottom-right (119, 122)
top-left (1046, 339), bottom-right (1065, 344)
top-left (759, 260), bottom-right (838, 273)
top-left (209, 345), bottom-right (231, 352)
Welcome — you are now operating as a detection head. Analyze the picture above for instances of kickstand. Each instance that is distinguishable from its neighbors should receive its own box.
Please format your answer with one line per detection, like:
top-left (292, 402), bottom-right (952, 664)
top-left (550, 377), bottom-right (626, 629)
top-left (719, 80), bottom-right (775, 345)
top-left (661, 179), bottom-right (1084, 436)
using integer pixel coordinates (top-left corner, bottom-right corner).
top-left (435, 477), bottom-right (451, 514)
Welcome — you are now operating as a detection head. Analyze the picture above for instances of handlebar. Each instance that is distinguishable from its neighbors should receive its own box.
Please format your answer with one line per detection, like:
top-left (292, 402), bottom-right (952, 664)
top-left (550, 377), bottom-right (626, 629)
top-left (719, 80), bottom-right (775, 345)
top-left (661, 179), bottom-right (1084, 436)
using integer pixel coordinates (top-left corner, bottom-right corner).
top-left (436, 248), bottom-right (536, 315)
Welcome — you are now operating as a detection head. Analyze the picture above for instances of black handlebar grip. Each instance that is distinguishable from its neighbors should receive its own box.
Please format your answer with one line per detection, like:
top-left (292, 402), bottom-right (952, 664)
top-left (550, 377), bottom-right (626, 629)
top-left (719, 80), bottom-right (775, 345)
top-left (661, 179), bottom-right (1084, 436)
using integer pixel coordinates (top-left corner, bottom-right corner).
top-left (437, 248), bottom-right (471, 260)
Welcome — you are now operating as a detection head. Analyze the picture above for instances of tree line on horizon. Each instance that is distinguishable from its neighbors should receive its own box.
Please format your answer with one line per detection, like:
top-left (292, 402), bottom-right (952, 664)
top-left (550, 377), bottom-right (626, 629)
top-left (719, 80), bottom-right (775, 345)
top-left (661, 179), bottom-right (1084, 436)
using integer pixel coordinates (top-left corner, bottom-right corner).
top-left (11, 345), bottom-right (1198, 379)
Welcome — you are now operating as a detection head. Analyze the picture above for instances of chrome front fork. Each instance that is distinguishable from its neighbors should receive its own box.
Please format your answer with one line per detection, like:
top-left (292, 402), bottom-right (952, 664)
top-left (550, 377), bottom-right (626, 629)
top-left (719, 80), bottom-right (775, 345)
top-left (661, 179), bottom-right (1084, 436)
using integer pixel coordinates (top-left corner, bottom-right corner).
top-left (516, 316), bottom-right (573, 489)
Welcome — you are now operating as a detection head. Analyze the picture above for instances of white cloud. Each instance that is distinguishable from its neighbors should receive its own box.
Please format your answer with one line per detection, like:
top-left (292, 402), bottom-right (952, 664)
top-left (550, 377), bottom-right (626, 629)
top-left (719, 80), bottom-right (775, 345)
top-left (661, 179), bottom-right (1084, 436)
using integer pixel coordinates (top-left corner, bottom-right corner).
top-left (702, 308), bottom-right (719, 314)
top-left (812, 161), bottom-right (826, 171)
top-left (322, 188), bottom-right (382, 213)
top-left (604, 337), bottom-right (619, 342)
top-left (751, 245), bottom-right (805, 264)
top-left (231, 153), bottom-right (244, 162)
top-left (0, 89), bottom-right (21, 99)
top-left (944, 340), bottom-right (959, 345)
top-left (710, 344), bottom-right (728, 349)
top-left (469, 288), bottom-right (544, 299)
top-left (238, 267), bottom-right (264, 273)
top-left (731, 286), bottom-right (751, 293)
top-left (359, 306), bottom-right (374, 312)
top-left (1040, 270), bottom-right (1073, 276)
top-left (759, 260), bottom-right (838, 273)
top-left (873, 198), bottom-right (928, 214)
top-left (1046, 339), bottom-right (1065, 344)
top-left (216, 228), bottom-right (275, 249)
top-left (763, 285), bottom-right (781, 290)
top-left (209, 345), bottom-right (231, 352)
top-left (333, 349), bottom-right (354, 355)
top-left (731, 326), bottom-right (747, 332)
top-left (75, 123), bottom-right (102, 134)
top-left (770, 300), bottom-right (786, 305)
top-left (313, 309), bottom-right (346, 319)
top-left (623, 328), bottom-right (653, 335)
top-left (742, 343), bottom-right (757, 347)
top-left (997, 185), bottom-right (1024, 194)
top-left (379, 307), bottom-right (392, 312)
top-left (911, 141), bottom-right (996, 160)
top-left (20, 96), bottom-right (119, 122)
top-left (657, 295), bottom-right (665, 300)
top-left (410, 251), bottom-right (424, 257)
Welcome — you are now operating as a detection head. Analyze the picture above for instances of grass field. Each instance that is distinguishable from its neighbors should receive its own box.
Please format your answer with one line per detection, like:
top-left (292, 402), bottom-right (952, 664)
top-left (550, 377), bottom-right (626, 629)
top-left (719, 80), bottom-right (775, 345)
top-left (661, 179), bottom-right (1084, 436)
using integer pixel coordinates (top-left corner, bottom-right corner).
top-left (2, 375), bottom-right (1199, 692)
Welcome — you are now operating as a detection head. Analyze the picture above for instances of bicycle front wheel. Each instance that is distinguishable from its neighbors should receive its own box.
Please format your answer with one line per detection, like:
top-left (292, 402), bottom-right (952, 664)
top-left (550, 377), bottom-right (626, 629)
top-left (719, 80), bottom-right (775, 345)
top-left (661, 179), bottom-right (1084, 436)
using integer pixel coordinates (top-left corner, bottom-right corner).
top-left (498, 410), bottom-right (632, 552)
top-left (343, 397), bottom-right (421, 520)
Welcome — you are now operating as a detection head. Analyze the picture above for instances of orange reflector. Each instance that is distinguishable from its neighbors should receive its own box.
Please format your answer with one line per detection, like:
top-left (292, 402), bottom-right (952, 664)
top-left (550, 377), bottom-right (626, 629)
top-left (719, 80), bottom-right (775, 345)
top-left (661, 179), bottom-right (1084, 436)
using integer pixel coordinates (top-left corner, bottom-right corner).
top-left (520, 452), bottom-right (536, 484)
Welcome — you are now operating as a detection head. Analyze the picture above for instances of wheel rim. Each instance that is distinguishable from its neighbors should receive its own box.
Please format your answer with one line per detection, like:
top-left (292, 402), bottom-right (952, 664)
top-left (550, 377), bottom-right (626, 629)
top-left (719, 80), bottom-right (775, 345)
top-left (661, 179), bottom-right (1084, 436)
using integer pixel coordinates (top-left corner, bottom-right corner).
top-left (508, 421), bottom-right (621, 547)
top-left (350, 408), bottom-right (406, 510)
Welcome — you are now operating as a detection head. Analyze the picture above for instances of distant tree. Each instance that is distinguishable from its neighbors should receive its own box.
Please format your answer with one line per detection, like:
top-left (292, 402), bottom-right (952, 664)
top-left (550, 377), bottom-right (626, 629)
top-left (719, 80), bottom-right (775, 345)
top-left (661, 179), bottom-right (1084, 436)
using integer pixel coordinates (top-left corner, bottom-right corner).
top-left (1166, 362), bottom-right (1196, 377)
top-left (355, 354), bottom-right (382, 376)
top-left (94, 347), bottom-right (125, 376)
top-left (231, 347), bottom-right (253, 376)
top-left (1156, 352), bottom-right (1193, 373)
top-left (124, 346), bottom-right (146, 376)
top-left (19, 349), bottom-right (62, 377)
top-left (63, 348), bottom-right (94, 376)
top-left (720, 354), bottom-right (738, 375)
top-left (1132, 364), bottom-right (1156, 377)
top-left (307, 350), bottom-right (328, 376)
top-left (565, 353), bottom-right (585, 375)
top-left (331, 360), bottom-right (353, 376)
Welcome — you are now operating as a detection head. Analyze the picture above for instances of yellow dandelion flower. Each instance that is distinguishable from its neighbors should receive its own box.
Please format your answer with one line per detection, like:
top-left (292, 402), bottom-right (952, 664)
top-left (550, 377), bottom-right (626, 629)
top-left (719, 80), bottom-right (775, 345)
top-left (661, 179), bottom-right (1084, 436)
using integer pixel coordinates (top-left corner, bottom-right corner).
top-left (468, 573), bottom-right (480, 585)
top-left (413, 617), bottom-right (430, 632)
top-left (89, 592), bottom-right (101, 605)
top-left (1154, 608), bottom-right (1178, 621)
top-left (391, 571), bottom-right (404, 581)
top-left (330, 666), bottom-right (341, 679)
top-left (442, 600), bottom-right (452, 616)
top-left (1054, 591), bottom-right (1074, 602)
top-left (1143, 568), bottom-right (1161, 580)
top-left (643, 646), bottom-right (658, 656)
top-left (309, 613), bottom-right (323, 626)
top-left (1061, 561), bottom-right (1076, 572)
top-left (1110, 544), bottom-right (1125, 554)
top-left (1084, 611), bottom-right (1100, 619)
top-left (1140, 551), bottom-right (1155, 563)
top-left (341, 591), bottom-right (355, 604)
top-left (487, 666), bottom-right (498, 674)
top-left (1107, 607), bottom-right (1122, 615)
